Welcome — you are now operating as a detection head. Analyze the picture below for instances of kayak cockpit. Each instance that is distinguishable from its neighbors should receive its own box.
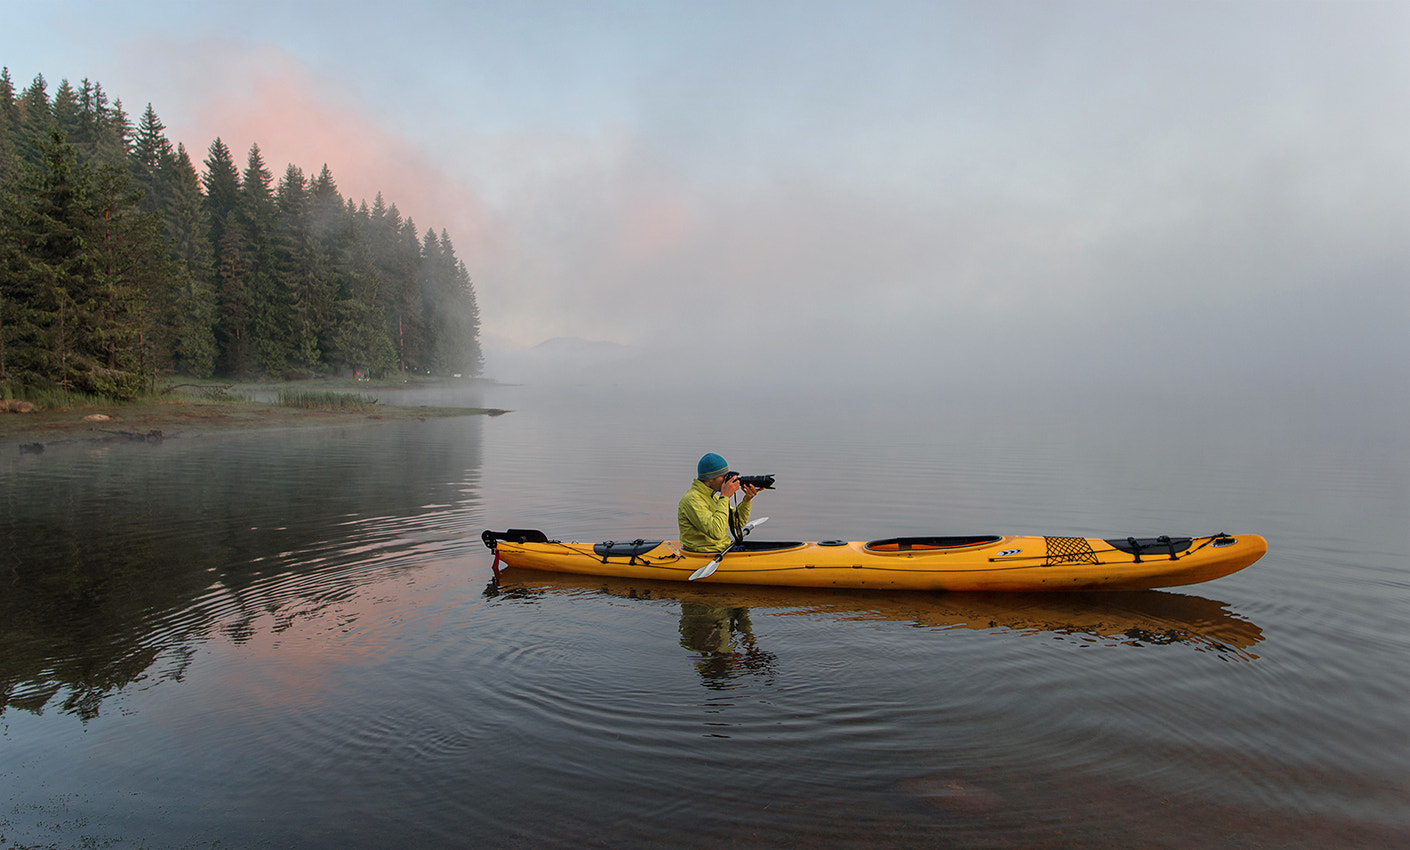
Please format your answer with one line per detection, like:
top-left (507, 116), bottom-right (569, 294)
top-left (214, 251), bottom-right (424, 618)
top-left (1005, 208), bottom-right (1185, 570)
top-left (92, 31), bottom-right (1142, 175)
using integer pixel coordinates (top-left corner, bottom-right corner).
top-left (732, 540), bottom-right (806, 552)
top-left (591, 539), bottom-right (808, 559)
top-left (865, 535), bottom-right (1003, 552)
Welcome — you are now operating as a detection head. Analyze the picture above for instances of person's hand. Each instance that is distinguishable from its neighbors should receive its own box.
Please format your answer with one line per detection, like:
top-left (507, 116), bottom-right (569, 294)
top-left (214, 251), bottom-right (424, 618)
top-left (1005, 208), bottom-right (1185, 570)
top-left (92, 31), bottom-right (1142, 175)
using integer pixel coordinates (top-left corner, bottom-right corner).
top-left (721, 476), bottom-right (742, 498)
top-left (741, 483), bottom-right (760, 501)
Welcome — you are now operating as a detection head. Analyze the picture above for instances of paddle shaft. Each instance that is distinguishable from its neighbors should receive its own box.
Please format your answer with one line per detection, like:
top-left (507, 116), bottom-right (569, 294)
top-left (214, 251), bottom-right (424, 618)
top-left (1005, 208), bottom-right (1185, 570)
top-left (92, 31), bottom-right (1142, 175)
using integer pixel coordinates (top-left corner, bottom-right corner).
top-left (687, 515), bottom-right (768, 581)
top-left (687, 543), bottom-right (735, 581)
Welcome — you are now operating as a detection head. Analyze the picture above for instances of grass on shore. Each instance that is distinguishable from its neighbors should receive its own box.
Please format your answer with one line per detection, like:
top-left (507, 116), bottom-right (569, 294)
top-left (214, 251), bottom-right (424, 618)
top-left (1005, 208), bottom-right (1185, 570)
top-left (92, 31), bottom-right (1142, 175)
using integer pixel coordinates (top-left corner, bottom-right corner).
top-left (2, 381), bottom-right (252, 410)
top-left (2, 385), bottom-right (130, 411)
top-left (4, 373), bottom-right (493, 412)
top-left (276, 389), bottom-right (379, 412)
top-left (1, 376), bottom-right (506, 445)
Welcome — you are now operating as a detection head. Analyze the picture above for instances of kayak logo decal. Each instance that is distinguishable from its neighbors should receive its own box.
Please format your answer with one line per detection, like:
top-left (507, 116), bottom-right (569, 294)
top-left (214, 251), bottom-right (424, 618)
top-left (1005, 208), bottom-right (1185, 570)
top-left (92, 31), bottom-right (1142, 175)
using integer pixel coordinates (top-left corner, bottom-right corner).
top-left (996, 548), bottom-right (1022, 557)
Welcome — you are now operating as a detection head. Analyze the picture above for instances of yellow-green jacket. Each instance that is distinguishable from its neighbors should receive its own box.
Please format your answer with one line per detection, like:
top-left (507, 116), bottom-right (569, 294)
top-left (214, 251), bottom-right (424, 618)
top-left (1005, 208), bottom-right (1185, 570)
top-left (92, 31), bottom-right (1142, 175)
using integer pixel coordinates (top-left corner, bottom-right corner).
top-left (677, 479), bottom-right (752, 553)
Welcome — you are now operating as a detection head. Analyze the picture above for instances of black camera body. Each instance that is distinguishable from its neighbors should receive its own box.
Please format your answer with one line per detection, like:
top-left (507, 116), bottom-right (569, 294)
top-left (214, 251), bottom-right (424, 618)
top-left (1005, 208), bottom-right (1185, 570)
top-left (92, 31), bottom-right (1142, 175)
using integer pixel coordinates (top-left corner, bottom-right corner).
top-left (727, 473), bottom-right (777, 490)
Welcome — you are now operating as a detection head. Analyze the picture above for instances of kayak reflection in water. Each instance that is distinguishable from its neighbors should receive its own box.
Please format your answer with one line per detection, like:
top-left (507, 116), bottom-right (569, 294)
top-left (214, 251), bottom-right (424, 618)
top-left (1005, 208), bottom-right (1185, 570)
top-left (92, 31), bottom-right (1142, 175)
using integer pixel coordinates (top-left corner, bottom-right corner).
top-left (678, 601), bottom-right (777, 688)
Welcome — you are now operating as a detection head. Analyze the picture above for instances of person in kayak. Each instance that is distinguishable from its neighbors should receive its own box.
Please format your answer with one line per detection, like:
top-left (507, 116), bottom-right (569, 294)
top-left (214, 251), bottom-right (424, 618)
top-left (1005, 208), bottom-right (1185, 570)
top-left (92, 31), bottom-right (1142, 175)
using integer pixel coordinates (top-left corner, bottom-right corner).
top-left (678, 452), bottom-right (763, 553)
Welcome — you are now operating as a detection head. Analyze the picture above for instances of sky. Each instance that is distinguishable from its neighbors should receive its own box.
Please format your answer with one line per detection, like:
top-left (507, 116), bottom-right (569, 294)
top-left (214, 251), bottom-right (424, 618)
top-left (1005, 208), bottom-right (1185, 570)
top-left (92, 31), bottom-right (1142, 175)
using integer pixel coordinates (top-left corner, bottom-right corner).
top-left (4, 0), bottom-right (1408, 392)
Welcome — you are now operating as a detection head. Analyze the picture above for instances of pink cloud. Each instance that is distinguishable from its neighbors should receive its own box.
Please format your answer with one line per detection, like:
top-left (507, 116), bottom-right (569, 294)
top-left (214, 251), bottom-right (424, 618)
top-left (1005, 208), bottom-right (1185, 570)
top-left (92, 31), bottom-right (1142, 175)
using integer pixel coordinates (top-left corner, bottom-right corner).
top-left (611, 188), bottom-right (697, 271)
top-left (151, 43), bottom-right (501, 266)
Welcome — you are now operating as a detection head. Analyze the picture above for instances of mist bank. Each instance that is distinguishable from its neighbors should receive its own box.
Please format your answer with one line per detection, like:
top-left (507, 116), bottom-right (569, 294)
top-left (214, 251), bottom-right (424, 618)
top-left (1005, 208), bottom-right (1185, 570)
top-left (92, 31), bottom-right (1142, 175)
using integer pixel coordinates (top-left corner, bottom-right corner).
top-left (483, 302), bottom-right (1410, 403)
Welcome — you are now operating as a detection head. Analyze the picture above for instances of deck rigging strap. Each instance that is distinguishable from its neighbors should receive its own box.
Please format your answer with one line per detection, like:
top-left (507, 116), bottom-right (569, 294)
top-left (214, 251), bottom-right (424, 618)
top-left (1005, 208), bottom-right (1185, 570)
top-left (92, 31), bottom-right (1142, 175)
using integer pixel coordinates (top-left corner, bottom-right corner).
top-left (1117, 535), bottom-right (1188, 562)
top-left (1192, 533), bottom-right (1233, 555)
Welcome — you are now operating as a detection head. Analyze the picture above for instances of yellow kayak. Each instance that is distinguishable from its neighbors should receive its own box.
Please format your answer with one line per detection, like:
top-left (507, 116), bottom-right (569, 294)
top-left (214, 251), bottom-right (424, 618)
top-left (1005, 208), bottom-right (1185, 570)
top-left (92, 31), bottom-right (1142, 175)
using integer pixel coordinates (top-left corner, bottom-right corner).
top-left (481, 529), bottom-right (1267, 592)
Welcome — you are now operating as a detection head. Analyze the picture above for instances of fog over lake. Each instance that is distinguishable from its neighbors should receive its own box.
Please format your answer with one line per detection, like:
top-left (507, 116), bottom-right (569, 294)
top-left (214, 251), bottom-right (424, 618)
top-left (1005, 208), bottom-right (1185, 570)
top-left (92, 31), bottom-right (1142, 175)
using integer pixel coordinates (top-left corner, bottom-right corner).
top-left (5, 2), bottom-right (1407, 397)
top-left (4, 2), bottom-right (1409, 845)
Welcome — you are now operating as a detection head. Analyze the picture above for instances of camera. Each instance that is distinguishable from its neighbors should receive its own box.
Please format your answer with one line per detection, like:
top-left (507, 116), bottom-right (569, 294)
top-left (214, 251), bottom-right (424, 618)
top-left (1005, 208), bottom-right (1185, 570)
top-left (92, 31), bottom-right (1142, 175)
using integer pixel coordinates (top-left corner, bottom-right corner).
top-left (727, 472), bottom-right (777, 490)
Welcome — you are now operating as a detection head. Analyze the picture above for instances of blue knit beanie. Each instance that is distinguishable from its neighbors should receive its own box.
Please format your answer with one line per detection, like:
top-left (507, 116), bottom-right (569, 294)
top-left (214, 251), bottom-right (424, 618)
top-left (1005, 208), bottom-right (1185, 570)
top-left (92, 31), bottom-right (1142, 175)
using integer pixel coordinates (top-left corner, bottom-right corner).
top-left (697, 452), bottom-right (730, 480)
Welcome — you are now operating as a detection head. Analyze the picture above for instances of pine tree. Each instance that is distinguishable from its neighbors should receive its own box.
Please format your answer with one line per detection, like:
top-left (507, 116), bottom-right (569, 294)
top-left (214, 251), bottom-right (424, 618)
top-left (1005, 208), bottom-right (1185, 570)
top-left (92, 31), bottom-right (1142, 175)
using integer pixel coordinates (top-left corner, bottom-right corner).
top-left (275, 162), bottom-right (322, 370)
top-left (164, 143), bottom-right (217, 376)
top-left (70, 79), bottom-right (105, 162)
top-left (240, 143), bottom-right (290, 375)
top-left (51, 80), bottom-right (83, 151)
top-left (213, 221), bottom-right (254, 375)
top-left (87, 161), bottom-right (174, 393)
top-left (457, 254), bottom-right (484, 377)
top-left (103, 98), bottom-right (133, 168)
top-left (416, 227), bottom-right (446, 374)
top-left (202, 138), bottom-right (247, 373)
top-left (0, 67), bottom-right (15, 124)
top-left (390, 217), bottom-right (426, 373)
top-left (366, 196), bottom-right (416, 374)
top-left (201, 138), bottom-right (239, 251)
top-left (14, 75), bottom-right (53, 170)
top-left (0, 130), bottom-right (143, 396)
top-left (130, 103), bottom-right (174, 215)
top-left (326, 198), bottom-right (395, 376)
top-left (306, 164), bottom-right (347, 365)
top-left (0, 68), bottom-right (20, 188)
top-left (309, 164), bottom-right (341, 239)
top-left (422, 229), bottom-right (483, 377)
top-left (0, 128), bottom-right (95, 390)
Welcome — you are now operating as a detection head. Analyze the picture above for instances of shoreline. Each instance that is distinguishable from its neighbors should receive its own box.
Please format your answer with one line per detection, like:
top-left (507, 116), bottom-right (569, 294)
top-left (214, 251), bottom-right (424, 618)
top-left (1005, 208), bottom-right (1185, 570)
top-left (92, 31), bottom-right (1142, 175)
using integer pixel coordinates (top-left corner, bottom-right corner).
top-left (0, 398), bottom-right (507, 449)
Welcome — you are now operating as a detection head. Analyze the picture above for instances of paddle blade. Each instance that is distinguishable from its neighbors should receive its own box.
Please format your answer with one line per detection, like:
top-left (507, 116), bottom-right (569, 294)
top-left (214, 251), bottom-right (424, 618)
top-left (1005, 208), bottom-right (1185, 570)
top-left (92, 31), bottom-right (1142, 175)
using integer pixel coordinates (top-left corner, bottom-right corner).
top-left (688, 556), bottom-right (722, 581)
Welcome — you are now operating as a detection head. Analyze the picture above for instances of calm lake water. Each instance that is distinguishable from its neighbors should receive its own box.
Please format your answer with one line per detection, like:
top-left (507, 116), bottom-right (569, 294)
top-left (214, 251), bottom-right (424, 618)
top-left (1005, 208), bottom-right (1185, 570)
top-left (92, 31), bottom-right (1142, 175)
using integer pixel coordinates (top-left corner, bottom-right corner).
top-left (2, 378), bottom-right (1407, 849)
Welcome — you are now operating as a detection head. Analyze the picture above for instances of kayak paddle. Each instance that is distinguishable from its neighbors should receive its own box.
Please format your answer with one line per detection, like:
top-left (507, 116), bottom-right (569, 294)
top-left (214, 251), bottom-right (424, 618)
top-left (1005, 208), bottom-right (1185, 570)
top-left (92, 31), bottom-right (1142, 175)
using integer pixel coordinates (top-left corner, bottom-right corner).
top-left (688, 516), bottom-right (768, 581)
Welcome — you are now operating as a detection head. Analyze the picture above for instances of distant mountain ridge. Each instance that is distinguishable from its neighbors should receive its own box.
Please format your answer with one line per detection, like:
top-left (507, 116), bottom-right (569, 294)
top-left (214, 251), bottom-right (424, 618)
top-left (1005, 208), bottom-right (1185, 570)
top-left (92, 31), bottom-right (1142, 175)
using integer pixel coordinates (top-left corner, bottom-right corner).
top-left (528, 337), bottom-right (633, 357)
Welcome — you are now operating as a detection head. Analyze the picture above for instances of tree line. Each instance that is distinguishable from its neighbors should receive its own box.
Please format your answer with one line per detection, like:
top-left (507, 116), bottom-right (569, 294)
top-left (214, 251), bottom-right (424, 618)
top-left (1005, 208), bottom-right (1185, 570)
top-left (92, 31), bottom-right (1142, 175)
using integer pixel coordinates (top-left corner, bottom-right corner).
top-left (0, 68), bottom-right (482, 398)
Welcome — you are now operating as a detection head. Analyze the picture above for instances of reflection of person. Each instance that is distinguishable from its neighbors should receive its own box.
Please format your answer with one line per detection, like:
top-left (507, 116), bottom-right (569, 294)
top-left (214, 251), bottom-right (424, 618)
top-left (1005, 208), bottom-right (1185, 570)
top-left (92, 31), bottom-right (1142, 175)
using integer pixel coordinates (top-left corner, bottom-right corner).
top-left (678, 601), bottom-right (776, 688)
top-left (678, 601), bottom-right (752, 655)
top-left (677, 452), bottom-right (762, 553)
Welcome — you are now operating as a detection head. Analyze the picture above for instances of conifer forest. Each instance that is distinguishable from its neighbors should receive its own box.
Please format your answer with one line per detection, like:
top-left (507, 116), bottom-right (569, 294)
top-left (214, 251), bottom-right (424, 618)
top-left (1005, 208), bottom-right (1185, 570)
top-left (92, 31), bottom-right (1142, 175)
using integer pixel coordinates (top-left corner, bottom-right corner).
top-left (0, 68), bottom-right (483, 398)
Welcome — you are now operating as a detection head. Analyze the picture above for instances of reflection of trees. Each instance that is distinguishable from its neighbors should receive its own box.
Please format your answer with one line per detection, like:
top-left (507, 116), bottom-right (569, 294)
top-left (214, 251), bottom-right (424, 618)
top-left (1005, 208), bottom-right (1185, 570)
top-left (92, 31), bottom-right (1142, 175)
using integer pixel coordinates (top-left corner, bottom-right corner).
top-left (2, 516), bottom-right (195, 720)
top-left (678, 602), bottom-right (777, 689)
top-left (0, 419), bottom-right (483, 721)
